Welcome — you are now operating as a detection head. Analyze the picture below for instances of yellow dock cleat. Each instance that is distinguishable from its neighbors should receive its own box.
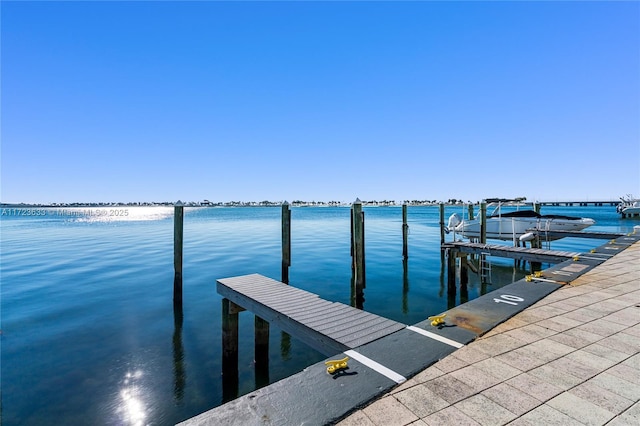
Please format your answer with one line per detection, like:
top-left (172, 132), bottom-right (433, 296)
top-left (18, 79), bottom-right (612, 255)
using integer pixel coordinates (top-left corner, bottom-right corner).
top-left (325, 356), bottom-right (349, 374)
top-left (428, 313), bottom-right (446, 326)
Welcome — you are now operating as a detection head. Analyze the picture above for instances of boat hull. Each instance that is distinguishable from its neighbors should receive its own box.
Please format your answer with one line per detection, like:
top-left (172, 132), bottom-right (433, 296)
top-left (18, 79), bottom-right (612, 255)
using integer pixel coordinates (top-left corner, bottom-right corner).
top-left (454, 216), bottom-right (595, 241)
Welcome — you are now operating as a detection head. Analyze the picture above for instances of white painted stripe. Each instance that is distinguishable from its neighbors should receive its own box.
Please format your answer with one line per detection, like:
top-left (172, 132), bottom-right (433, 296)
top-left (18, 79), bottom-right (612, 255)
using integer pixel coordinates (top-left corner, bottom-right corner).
top-left (406, 326), bottom-right (464, 349)
top-left (343, 350), bottom-right (406, 384)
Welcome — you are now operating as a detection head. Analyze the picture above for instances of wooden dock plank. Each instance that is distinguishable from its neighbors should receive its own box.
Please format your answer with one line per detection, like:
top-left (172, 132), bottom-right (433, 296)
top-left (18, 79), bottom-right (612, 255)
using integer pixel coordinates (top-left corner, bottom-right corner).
top-left (316, 314), bottom-right (388, 337)
top-left (327, 316), bottom-right (398, 341)
top-left (443, 242), bottom-right (580, 263)
top-left (217, 274), bottom-right (406, 355)
top-left (342, 323), bottom-right (411, 348)
top-left (304, 307), bottom-right (368, 329)
top-left (287, 303), bottom-right (353, 323)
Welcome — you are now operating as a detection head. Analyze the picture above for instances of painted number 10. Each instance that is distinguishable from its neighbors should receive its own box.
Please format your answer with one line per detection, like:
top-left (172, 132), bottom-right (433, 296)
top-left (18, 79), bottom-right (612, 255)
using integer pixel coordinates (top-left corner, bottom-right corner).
top-left (493, 294), bottom-right (524, 306)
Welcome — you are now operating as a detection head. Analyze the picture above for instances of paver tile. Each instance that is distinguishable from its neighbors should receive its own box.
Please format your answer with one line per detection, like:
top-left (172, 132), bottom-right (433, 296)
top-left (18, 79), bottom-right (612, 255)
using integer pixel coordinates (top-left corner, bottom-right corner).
top-left (547, 327), bottom-right (603, 349)
top-left (621, 324), bottom-right (640, 338)
top-left (606, 401), bottom-right (640, 426)
top-left (473, 356), bottom-right (522, 380)
top-left (481, 383), bottom-right (541, 415)
top-left (525, 304), bottom-right (571, 319)
top-left (507, 404), bottom-right (584, 426)
top-left (565, 348), bottom-right (617, 371)
top-left (450, 365), bottom-right (502, 392)
top-left (547, 356), bottom-right (600, 380)
top-left (547, 391), bottom-right (615, 425)
top-left (528, 364), bottom-right (583, 390)
top-left (569, 381), bottom-right (635, 415)
top-left (541, 316), bottom-right (582, 332)
top-left (494, 348), bottom-right (547, 371)
top-left (422, 375), bottom-right (476, 405)
top-left (581, 342), bottom-right (630, 363)
top-left (561, 308), bottom-right (606, 323)
top-left (598, 333), bottom-right (640, 355)
top-left (394, 384), bottom-right (449, 418)
top-left (506, 372), bottom-right (563, 402)
top-left (409, 366), bottom-right (446, 385)
top-left (504, 324), bottom-right (557, 344)
top-left (606, 363), bottom-right (640, 385)
top-left (337, 410), bottom-right (376, 426)
top-left (590, 372), bottom-right (640, 401)
top-left (482, 317), bottom-right (529, 335)
top-left (422, 406), bottom-right (480, 426)
top-left (474, 334), bottom-right (526, 357)
top-left (621, 353), bottom-right (640, 370)
top-left (361, 395), bottom-right (419, 426)
top-left (454, 394), bottom-right (516, 426)
top-left (432, 355), bottom-right (468, 373)
top-left (527, 338), bottom-right (575, 358)
top-left (576, 319), bottom-right (630, 338)
top-left (450, 345), bottom-right (491, 364)
top-left (391, 379), bottom-right (423, 395)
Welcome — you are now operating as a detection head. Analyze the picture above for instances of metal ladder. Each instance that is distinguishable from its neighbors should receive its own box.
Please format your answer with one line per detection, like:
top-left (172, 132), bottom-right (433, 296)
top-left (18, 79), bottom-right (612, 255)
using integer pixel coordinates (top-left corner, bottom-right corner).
top-left (480, 253), bottom-right (492, 283)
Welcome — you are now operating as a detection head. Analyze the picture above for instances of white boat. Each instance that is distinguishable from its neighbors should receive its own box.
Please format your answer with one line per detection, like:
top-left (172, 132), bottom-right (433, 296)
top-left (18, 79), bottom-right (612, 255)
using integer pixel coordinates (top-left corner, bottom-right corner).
top-left (617, 195), bottom-right (640, 218)
top-left (447, 199), bottom-right (595, 241)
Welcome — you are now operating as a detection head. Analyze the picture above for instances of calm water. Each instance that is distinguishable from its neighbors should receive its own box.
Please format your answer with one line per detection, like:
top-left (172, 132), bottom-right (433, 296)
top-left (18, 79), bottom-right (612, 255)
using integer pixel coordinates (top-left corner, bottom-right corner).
top-left (1, 205), bottom-right (635, 425)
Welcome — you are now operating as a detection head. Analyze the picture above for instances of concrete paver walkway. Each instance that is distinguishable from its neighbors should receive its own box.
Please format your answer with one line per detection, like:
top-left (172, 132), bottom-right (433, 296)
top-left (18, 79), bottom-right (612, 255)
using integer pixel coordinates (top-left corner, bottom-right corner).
top-left (338, 241), bottom-right (640, 426)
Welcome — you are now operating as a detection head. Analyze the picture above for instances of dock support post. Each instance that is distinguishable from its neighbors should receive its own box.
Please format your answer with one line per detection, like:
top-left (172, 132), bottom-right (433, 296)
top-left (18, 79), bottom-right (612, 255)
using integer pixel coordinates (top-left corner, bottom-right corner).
top-left (402, 204), bottom-right (409, 259)
top-left (351, 198), bottom-right (365, 308)
top-left (446, 248), bottom-right (456, 295)
top-left (439, 202), bottom-right (445, 245)
top-left (254, 316), bottom-right (270, 389)
top-left (480, 201), bottom-right (487, 245)
top-left (468, 203), bottom-right (474, 221)
top-left (460, 255), bottom-right (469, 285)
top-left (221, 298), bottom-right (239, 402)
top-left (281, 202), bottom-right (291, 284)
top-left (173, 201), bottom-right (184, 306)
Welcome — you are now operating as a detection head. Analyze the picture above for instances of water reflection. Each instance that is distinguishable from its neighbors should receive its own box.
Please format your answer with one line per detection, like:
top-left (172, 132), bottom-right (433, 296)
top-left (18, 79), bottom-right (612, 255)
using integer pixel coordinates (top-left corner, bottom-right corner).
top-left (402, 259), bottom-right (409, 314)
top-left (173, 304), bottom-right (186, 403)
top-left (280, 331), bottom-right (291, 360)
top-left (116, 370), bottom-right (147, 426)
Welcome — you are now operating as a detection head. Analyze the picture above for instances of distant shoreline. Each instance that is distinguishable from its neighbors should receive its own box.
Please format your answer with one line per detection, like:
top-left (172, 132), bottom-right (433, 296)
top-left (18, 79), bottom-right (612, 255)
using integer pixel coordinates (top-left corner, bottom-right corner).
top-left (0, 199), bottom-right (620, 208)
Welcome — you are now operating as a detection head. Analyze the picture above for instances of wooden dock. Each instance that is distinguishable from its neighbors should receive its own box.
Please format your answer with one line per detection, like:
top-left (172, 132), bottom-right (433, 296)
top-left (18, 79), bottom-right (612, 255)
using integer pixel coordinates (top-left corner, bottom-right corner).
top-left (442, 241), bottom-right (580, 264)
top-left (217, 274), bottom-right (406, 355)
top-left (528, 229), bottom-right (626, 240)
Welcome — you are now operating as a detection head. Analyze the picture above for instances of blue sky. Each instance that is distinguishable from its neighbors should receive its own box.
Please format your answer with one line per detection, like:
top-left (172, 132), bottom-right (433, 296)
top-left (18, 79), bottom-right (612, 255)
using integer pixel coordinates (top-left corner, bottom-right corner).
top-left (2, 1), bottom-right (639, 204)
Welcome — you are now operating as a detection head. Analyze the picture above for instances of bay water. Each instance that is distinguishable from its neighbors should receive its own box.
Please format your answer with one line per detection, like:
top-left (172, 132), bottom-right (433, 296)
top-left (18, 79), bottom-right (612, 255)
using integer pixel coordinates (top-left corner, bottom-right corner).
top-left (1, 204), bottom-right (634, 425)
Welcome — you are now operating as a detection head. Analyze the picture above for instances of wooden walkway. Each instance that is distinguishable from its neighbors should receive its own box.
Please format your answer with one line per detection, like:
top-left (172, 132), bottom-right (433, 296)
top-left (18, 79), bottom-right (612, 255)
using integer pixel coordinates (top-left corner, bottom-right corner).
top-left (217, 274), bottom-right (406, 355)
top-left (528, 229), bottom-right (626, 240)
top-left (442, 241), bottom-right (581, 263)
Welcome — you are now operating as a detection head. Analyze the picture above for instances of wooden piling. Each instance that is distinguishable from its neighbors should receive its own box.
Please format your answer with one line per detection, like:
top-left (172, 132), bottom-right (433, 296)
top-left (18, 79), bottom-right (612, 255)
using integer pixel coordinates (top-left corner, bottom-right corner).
top-left (533, 202), bottom-right (541, 214)
top-left (460, 255), bottom-right (469, 285)
top-left (173, 201), bottom-right (184, 306)
top-left (439, 202), bottom-right (445, 245)
top-left (402, 204), bottom-right (409, 259)
top-left (479, 201), bottom-right (487, 245)
top-left (468, 204), bottom-right (474, 221)
top-left (446, 249), bottom-right (456, 296)
top-left (351, 199), bottom-right (365, 306)
top-left (254, 316), bottom-right (270, 389)
top-left (281, 202), bottom-right (291, 284)
top-left (221, 298), bottom-right (239, 402)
